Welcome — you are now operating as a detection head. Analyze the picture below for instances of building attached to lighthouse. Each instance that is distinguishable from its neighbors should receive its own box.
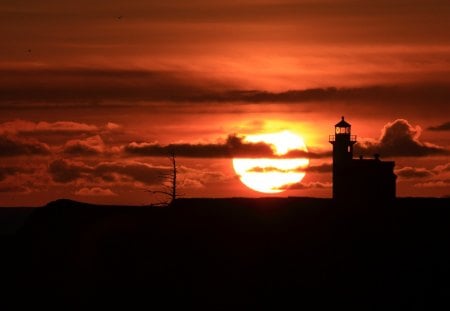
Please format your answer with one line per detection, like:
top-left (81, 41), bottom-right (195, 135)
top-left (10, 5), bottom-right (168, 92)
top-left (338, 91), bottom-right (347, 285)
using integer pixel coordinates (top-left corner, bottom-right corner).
top-left (329, 117), bottom-right (396, 203)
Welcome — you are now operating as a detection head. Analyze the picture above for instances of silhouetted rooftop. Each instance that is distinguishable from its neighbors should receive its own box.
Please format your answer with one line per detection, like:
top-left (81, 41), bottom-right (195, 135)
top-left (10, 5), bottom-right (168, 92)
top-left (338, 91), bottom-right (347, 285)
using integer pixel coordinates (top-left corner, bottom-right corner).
top-left (351, 157), bottom-right (395, 166)
top-left (335, 116), bottom-right (351, 127)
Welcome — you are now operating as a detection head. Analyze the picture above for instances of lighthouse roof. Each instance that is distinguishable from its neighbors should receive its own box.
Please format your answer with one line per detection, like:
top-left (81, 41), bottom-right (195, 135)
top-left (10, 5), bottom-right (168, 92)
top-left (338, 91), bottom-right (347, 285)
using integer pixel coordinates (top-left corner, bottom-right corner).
top-left (335, 116), bottom-right (351, 127)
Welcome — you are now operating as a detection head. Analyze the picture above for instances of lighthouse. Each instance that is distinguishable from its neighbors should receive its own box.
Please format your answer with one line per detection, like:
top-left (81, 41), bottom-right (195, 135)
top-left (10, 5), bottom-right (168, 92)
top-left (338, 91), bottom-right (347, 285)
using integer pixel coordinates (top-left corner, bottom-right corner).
top-left (329, 116), bottom-right (357, 201)
top-left (329, 117), bottom-right (396, 204)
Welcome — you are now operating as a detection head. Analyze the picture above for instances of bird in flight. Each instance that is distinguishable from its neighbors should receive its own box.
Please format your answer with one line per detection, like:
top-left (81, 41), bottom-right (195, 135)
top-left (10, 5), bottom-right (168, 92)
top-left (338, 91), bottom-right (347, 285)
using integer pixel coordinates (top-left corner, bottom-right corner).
top-left (27, 49), bottom-right (32, 53)
top-left (116, 15), bottom-right (123, 20)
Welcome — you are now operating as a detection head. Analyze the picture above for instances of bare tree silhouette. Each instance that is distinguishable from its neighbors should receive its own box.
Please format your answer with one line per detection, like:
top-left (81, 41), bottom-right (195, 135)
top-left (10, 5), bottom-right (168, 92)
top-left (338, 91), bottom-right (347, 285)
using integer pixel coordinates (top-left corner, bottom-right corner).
top-left (147, 150), bottom-right (182, 205)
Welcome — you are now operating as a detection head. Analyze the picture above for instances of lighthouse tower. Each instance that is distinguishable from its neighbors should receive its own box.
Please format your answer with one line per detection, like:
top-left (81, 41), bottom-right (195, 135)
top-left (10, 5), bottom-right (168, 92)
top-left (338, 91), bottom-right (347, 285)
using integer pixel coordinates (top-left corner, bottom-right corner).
top-left (329, 116), bottom-right (357, 201)
top-left (329, 116), bottom-right (396, 204)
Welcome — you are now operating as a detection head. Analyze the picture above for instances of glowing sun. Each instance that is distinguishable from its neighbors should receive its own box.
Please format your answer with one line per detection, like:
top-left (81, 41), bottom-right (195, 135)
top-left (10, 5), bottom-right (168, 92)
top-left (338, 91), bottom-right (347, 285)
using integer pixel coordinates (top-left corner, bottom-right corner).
top-left (232, 131), bottom-right (309, 193)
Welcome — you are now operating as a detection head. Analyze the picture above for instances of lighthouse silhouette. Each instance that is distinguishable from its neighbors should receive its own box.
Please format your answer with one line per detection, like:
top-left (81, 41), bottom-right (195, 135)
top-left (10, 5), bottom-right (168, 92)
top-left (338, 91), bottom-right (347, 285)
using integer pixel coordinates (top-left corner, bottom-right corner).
top-left (329, 116), bottom-right (396, 204)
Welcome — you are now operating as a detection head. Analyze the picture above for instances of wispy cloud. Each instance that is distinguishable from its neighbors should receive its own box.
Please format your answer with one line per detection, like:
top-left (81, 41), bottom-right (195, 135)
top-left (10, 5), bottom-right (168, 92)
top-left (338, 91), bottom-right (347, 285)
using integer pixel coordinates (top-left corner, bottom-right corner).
top-left (0, 120), bottom-right (99, 135)
top-left (75, 187), bottom-right (117, 196)
top-left (396, 166), bottom-right (434, 179)
top-left (428, 121), bottom-right (450, 131)
top-left (0, 166), bottom-right (34, 181)
top-left (278, 181), bottom-right (332, 190)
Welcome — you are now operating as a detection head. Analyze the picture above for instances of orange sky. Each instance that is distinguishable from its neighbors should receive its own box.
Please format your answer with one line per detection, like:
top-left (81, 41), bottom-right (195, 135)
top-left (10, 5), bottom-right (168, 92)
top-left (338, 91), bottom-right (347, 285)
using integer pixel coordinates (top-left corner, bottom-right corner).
top-left (0, 0), bottom-right (449, 206)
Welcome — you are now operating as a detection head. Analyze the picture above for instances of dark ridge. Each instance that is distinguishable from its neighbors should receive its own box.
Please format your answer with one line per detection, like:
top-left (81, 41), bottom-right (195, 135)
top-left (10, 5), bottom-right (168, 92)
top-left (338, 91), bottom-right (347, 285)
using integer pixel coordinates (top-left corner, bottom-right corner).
top-left (44, 198), bottom-right (93, 208)
top-left (3, 197), bottom-right (450, 308)
top-left (44, 198), bottom-right (141, 208)
top-left (0, 207), bottom-right (34, 236)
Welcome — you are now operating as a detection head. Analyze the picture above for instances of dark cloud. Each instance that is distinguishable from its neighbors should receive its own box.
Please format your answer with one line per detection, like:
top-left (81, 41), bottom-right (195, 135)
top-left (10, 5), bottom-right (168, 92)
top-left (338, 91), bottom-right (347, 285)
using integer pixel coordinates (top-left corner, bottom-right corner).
top-left (0, 166), bottom-right (34, 181)
top-left (179, 178), bottom-right (204, 190)
top-left (0, 167), bottom-right (17, 181)
top-left (48, 159), bottom-right (89, 183)
top-left (354, 119), bottom-right (448, 157)
top-left (428, 121), bottom-right (450, 131)
top-left (0, 68), bottom-right (449, 109)
top-left (179, 166), bottom-right (228, 186)
top-left (63, 136), bottom-right (105, 156)
top-left (245, 163), bottom-right (331, 174)
top-left (246, 166), bottom-right (303, 173)
top-left (415, 179), bottom-right (450, 188)
top-left (0, 134), bottom-right (50, 157)
top-left (47, 159), bottom-right (228, 195)
top-left (204, 85), bottom-right (450, 105)
top-left (426, 163), bottom-right (450, 187)
top-left (306, 163), bottom-right (332, 173)
top-left (0, 69), bottom-right (233, 106)
top-left (48, 159), bottom-right (170, 185)
top-left (394, 162), bottom-right (450, 180)
top-left (125, 134), bottom-right (329, 159)
top-left (94, 162), bottom-right (169, 185)
top-left (63, 144), bottom-right (100, 156)
top-left (281, 181), bottom-right (332, 190)
top-left (394, 163), bottom-right (450, 186)
top-left (396, 167), bottom-right (434, 179)
top-left (285, 149), bottom-right (331, 159)
top-left (0, 166), bottom-right (50, 195)
top-left (125, 134), bottom-right (275, 158)
top-left (0, 120), bottom-right (98, 135)
top-left (0, 184), bottom-right (32, 193)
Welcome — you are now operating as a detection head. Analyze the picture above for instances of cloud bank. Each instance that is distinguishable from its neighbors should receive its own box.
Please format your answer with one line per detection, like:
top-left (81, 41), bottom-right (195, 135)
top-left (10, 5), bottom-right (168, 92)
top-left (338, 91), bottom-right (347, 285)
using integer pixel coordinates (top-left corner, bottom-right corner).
top-left (48, 159), bottom-right (170, 185)
top-left (1, 69), bottom-right (450, 109)
top-left (355, 119), bottom-right (448, 157)
top-left (0, 134), bottom-right (50, 157)
top-left (125, 135), bottom-right (275, 158)
top-left (125, 134), bottom-right (330, 159)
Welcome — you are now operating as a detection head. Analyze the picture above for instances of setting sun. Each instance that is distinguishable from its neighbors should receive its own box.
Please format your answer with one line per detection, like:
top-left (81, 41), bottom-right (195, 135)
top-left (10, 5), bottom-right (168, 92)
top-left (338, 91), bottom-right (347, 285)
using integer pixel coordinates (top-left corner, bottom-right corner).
top-left (232, 131), bottom-right (309, 193)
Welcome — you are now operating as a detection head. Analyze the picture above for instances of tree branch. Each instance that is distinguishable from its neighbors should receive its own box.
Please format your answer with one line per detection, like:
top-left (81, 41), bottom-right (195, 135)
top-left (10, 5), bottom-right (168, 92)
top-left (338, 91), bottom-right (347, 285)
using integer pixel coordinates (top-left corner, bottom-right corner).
top-left (147, 190), bottom-right (173, 197)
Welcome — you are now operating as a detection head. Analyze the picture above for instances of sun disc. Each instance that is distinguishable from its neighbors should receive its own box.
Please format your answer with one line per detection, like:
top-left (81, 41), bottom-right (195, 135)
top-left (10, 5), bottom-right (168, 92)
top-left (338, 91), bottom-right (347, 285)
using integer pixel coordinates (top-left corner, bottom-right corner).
top-left (233, 131), bottom-right (309, 193)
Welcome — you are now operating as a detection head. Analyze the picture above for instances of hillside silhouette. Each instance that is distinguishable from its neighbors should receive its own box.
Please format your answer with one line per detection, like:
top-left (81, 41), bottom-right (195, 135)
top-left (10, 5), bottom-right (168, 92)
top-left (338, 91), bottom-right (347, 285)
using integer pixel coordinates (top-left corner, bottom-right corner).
top-left (2, 197), bottom-right (450, 308)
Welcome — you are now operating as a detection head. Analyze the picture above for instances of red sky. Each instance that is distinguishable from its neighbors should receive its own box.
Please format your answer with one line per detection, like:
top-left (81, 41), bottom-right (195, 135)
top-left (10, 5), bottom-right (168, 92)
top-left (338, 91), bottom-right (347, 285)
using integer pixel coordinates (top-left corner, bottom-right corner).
top-left (1, 0), bottom-right (449, 206)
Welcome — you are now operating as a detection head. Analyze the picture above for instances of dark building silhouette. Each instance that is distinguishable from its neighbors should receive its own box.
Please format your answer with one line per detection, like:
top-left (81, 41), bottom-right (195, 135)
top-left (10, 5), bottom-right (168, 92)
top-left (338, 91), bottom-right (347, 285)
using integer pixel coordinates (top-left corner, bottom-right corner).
top-left (329, 117), bottom-right (396, 203)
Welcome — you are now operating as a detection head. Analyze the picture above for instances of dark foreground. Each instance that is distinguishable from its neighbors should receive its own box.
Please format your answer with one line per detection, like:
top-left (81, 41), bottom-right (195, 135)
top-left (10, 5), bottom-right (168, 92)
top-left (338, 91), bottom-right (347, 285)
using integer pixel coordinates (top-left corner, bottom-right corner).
top-left (2, 197), bottom-right (450, 308)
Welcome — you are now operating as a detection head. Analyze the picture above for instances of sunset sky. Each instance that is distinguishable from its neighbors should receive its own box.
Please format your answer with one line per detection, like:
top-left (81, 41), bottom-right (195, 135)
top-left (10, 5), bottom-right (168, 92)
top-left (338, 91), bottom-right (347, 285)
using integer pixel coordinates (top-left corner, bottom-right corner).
top-left (1, 0), bottom-right (449, 206)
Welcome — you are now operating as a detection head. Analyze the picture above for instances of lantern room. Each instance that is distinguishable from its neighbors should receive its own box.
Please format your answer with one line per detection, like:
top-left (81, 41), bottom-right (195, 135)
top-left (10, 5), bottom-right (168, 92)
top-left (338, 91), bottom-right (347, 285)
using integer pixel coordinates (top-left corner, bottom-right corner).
top-left (335, 116), bottom-right (351, 135)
